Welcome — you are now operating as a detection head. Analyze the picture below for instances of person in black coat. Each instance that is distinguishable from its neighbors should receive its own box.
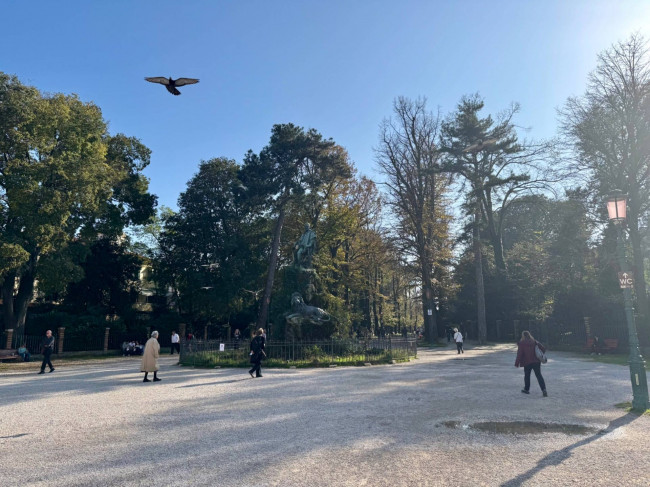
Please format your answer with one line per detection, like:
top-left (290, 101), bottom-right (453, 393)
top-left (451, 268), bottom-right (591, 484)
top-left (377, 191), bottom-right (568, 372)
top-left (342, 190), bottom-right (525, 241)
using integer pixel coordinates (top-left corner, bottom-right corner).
top-left (38, 330), bottom-right (55, 374)
top-left (248, 328), bottom-right (266, 378)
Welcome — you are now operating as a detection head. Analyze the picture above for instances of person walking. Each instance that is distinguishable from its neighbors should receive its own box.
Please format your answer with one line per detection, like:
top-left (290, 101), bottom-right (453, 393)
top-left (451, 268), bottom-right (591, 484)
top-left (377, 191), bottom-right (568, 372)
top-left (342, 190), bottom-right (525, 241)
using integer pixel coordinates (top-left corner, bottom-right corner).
top-left (141, 331), bottom-right (161, 382)
top-left (170, 331), bottom-right (180, 355)
top-left (248, 328), bottom-right (266, 378)
top-left (38, 330), bottom-right (55, 374)
top-left (453, 328), bottom-right (464, 354)
top-left (233, 328), bottom-right (241, 350)
top-left (515, 330), bottom-right (547, 397)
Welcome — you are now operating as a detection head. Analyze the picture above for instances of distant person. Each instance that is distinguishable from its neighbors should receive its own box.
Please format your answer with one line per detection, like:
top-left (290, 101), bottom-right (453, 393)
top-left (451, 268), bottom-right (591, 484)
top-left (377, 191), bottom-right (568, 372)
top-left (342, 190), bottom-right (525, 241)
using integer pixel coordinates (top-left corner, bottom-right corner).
top-left (453, 328), bottom-right (464, 354)
top-left (446, 327), bottom-right (453, 343)
top-left (18, 343), bottom-right (30, 362)
top-left (248, 328), bottom-right (266, 378)
top-left (590, 336), bottom-right (602, 356)
top-left (141, 331), bottom-right (161, 383)
top-left (170, 331), bottom-right (180, 355)
top-left (233, 329), bottom-right (241, 350)
top-left (515, 330), bottom-right (547, 397)
top-left (38, 330), bottom-right (55, 374)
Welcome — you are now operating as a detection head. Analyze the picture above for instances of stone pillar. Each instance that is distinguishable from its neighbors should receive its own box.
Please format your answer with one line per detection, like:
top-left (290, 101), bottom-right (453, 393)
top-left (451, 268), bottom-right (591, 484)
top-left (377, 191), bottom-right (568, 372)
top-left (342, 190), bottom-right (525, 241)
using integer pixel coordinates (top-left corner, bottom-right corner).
top-left (146, 326), bottom-right (151, 339)
top-left (104, 327), bottom-right (110, 352)
top-left (5, 329), bottom-right (13, 349)
top-left (584, 317), bottom-right (591, 338)
top-left (513, 320), bottom-right (519, 342)
top-left (57, 327), bottom-right (65, 354)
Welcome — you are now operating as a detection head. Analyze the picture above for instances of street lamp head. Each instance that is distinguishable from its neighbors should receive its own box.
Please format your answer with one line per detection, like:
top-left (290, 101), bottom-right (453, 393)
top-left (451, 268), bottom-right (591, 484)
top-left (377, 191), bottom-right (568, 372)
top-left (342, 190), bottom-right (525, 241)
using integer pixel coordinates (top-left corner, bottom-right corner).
top-left (606, 191), bottom-right (627, 222)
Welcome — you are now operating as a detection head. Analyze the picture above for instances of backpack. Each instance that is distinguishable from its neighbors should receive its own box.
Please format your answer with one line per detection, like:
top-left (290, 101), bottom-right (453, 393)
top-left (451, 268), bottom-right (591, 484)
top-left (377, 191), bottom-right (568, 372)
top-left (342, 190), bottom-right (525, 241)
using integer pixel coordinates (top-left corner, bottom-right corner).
top-left (535, 342), bottom-right (547, 364)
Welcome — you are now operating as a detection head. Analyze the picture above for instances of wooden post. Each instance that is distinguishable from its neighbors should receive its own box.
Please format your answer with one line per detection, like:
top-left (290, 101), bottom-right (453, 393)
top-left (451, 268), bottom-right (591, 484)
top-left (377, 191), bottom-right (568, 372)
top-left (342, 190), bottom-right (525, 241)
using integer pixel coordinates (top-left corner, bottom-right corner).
top-left (57, 327), bottom-right (65, 354)
top-left (104, 327), bottom-right (110, 352)
top-left (5, 329), bottom-right (13, 349)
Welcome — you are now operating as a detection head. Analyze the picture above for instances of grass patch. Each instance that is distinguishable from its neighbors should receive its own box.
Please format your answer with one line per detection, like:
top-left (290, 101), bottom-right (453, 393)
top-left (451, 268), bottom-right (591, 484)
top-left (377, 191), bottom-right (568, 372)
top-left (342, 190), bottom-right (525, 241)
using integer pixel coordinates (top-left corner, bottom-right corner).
top-left (180, 349), bottom-right (412, 368)
top-left (583, 354), bottom-right (650, 370)
top-left (614, 402), bottom-right (650, 416)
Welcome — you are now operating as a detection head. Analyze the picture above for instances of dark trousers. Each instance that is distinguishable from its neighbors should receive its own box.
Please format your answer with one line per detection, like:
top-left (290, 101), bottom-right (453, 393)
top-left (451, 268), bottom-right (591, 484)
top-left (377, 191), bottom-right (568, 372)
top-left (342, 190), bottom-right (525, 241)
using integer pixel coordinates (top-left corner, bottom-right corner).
top-left (456, 342), bottom-right (464, 354)
top-left (170, 343), bottom-right (180, 354)
top-left (249, 361), bottom-right (262, 377)
top-left (524, 362), bottom-right (546, 391)
top-left (40, 349), bottom-right (54, 371)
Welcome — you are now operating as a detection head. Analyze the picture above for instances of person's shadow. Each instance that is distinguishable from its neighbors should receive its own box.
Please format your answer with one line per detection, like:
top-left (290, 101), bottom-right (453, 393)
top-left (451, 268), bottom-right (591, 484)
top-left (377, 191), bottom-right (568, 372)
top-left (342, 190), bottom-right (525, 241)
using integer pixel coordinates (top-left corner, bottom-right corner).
top-left (501, 412), bottom-right (640, 486)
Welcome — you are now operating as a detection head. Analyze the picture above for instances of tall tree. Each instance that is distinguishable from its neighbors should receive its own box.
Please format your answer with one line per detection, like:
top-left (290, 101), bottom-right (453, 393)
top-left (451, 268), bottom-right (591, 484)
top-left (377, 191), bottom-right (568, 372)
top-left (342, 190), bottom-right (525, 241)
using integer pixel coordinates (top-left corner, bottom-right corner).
top-left (241, 124), bottom-right (351, 331)
top-left (440, 94), bottom-right (551, 343)
top-left (375, 97), bottom-right (452, 342)
top-left (561, 34), bottom-right (650, 329)
top-left (0, 73), bottom-right (155, 335)
top-left (156, 158), bottom-right (265, 324)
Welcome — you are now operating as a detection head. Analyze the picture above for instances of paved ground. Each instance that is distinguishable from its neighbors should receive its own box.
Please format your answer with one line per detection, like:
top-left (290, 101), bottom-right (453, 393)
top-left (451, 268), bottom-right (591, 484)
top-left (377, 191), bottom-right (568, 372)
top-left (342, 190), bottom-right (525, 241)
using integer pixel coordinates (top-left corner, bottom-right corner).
top-left (1, 343), bottom-right (648, 487)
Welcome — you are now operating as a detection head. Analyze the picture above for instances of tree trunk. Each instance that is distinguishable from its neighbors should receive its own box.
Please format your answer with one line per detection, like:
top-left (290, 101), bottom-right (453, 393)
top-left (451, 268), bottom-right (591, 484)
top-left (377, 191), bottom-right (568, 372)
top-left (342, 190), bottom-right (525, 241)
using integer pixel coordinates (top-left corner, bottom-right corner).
top-left (419, 255), bottom-right (437, 342)
top-left (256, 207), bottom-right (286, 330)
top-left (1, 254), bottom-right (38, 336)
top-left (1, 271), bottom-right (17, 333)
top-left (474, 210), bottom-right (487, 344)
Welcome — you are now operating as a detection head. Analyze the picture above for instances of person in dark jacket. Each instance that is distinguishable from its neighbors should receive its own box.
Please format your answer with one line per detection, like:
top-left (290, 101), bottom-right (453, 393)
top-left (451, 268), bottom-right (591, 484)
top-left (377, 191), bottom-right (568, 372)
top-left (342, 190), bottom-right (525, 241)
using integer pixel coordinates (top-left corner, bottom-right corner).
top-left (515, 330), bottom-right (547, 396)
top-left (38, 330), bottom-right (55, 374)
top-left (248, 328), bottom-right (266, 378)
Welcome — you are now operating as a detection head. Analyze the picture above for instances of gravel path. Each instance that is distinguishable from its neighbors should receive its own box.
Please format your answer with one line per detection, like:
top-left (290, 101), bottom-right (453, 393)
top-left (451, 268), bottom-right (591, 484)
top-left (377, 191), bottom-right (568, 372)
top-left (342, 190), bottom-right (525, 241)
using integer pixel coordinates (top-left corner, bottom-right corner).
top-left (1, 343), bottom-right (648, 486)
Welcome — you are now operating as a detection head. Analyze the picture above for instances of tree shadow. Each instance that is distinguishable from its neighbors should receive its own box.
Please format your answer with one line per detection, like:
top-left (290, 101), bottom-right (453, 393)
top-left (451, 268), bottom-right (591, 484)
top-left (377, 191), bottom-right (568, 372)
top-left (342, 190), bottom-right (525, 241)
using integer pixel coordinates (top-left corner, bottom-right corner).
top-left (500, 412), bottom-right (640, 487)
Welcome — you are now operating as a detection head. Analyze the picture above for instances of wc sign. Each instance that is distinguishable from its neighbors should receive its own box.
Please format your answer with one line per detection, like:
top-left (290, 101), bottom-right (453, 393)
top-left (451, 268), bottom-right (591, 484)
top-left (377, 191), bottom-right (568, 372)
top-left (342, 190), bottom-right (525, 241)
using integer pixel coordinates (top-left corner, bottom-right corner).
top-left (618, 272), bottom-right (634, 289)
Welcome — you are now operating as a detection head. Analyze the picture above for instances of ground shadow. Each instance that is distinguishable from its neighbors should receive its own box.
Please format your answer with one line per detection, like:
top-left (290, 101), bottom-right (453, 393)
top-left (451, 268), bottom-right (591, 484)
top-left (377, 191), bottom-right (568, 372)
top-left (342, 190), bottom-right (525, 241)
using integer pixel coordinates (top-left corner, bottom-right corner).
top-left (500, 412), bottom-right (641, 487)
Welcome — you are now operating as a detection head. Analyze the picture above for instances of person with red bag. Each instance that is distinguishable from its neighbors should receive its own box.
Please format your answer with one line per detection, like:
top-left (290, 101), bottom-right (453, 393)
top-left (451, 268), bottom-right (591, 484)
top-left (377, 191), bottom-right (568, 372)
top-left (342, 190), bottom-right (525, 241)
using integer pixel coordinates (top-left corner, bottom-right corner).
top-left (515, 330), bottom-right (548, 397)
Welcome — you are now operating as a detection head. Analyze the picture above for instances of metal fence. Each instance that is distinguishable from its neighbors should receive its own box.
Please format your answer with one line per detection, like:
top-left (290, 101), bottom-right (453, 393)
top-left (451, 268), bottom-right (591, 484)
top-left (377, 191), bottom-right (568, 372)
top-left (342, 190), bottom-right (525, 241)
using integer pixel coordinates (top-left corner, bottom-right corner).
top-left (6, 334), bottom-right (57, 354)
top-left (180, 337), bottom-right (418, 367)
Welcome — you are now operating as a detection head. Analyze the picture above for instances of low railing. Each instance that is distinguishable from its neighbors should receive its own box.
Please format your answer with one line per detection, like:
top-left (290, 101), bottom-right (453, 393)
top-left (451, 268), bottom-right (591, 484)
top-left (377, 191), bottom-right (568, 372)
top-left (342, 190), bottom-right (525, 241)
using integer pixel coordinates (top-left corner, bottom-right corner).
top-left (179, 337), bottom-right (417, 368)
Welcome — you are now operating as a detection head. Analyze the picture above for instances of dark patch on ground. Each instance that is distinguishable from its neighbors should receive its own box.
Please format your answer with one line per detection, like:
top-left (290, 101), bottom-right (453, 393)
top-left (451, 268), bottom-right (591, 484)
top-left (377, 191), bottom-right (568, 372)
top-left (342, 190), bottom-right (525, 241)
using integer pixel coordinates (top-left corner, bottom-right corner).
top-left (441, 421), bottom-right (602, 435)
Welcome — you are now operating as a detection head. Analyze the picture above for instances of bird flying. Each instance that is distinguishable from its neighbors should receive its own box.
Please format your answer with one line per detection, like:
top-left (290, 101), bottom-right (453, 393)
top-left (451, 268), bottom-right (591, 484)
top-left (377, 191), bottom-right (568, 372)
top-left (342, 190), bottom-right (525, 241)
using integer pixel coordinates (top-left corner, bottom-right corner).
top-left (144, 76), bottom-right (199, 95)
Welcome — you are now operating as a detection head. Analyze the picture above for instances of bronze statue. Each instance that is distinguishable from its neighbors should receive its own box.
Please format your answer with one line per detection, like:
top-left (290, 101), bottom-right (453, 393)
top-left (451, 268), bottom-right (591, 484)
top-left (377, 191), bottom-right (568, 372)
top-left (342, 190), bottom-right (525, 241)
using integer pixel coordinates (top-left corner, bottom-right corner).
top-left (293, 223), bottom-right (316, 268)
top-left (285, 292), bottom-right (331, 327)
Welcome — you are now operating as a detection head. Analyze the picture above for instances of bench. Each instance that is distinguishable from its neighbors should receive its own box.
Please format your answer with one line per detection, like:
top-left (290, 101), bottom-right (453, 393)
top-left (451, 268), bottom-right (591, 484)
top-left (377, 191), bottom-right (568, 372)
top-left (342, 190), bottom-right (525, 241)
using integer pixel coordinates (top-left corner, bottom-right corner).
top-left (585, 338), bottom-right (619, 354)
top-left (0, 349), bottom-right (20, 362)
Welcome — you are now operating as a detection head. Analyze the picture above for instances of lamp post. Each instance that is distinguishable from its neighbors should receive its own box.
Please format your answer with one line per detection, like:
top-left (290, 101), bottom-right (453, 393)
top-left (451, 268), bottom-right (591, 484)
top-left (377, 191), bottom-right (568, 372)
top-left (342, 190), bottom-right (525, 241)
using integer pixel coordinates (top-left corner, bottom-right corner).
top-left (606, 192), bottom-right (649, 411)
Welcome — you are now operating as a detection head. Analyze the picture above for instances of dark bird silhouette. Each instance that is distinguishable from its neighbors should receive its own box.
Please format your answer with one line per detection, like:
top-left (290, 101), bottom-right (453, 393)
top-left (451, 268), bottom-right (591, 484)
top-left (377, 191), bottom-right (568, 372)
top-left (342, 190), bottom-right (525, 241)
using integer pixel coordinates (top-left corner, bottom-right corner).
top-left (144, 76), bottom-right (199, 95)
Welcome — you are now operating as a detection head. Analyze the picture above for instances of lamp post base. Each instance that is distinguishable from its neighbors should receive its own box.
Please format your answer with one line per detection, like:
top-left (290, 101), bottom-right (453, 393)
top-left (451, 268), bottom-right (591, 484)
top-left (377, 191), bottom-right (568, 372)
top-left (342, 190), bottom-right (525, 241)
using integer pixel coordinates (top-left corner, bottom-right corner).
top-left (629, 358), bottom-right (650, 411)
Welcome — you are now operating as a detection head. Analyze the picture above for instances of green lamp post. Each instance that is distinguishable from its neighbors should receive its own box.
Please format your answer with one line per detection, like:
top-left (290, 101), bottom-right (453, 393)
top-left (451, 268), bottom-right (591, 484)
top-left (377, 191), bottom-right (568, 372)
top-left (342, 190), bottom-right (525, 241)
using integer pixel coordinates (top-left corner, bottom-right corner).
top-left (606, 191), bottom-right (649, 411)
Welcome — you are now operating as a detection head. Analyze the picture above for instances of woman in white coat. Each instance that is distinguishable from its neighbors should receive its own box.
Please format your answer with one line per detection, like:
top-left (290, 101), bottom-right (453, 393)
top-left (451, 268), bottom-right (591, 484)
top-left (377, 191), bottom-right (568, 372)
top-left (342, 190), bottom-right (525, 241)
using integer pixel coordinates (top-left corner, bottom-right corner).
top-left (141, 331), bottom-right (161, 382)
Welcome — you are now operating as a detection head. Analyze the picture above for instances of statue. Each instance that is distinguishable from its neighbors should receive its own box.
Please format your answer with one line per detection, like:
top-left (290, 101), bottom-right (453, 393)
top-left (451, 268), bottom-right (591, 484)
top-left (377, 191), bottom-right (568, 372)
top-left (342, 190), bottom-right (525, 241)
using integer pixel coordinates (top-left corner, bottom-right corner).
top-left (285, 292), bottom-right (332, 328)
top-left (293, 223), bottom-right (316, 269)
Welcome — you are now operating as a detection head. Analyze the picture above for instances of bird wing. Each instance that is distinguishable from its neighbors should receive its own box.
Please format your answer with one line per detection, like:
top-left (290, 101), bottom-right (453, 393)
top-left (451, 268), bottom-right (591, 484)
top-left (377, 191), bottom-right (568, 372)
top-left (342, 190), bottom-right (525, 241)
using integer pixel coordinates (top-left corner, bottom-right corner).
top-left (145, 77), bottom-right (170, 85)
top-left (173, 78), bottom-right (200, 87)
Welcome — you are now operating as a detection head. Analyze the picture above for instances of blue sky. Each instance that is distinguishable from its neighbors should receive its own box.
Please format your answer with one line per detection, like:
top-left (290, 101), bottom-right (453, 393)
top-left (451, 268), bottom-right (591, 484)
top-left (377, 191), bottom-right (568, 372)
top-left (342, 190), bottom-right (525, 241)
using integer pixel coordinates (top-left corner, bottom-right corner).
top-left (3, 1), bottom-right (650, 210)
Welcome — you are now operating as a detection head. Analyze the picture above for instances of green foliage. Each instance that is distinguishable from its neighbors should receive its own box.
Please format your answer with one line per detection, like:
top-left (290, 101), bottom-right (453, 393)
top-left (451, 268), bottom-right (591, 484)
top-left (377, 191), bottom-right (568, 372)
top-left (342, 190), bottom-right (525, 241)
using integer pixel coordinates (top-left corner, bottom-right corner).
top-left (156, 157), bottom-right (268, 326)
top-left (0, 72), bottom-right (156, 332)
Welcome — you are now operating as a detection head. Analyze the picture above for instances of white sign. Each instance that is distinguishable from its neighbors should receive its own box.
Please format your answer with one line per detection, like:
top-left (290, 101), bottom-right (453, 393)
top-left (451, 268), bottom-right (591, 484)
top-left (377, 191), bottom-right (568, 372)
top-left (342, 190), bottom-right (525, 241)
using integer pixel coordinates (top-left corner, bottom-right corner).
top-left (219, 343), bottom-right (225, 352)
top-left (618, 272), bottom-right (634, 289)
top-left (427, 309), bottom-right (432, 315)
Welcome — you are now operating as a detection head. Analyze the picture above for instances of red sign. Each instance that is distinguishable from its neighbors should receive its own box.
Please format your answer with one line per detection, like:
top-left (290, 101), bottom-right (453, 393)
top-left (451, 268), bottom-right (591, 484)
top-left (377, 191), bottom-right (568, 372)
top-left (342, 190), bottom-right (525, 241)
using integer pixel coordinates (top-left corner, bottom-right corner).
top-left (618, 272), bottom-right (634, 289)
